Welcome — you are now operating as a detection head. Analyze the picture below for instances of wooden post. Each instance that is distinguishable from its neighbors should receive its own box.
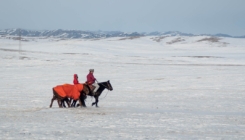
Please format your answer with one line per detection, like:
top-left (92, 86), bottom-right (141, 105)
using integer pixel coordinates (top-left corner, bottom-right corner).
top-left (19, 29), bottom-right (21, 54)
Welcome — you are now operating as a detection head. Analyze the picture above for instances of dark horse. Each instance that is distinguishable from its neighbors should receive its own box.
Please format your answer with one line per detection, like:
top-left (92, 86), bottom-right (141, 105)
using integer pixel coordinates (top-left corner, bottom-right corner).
top-left (74, 80), bottom-right (113, 107)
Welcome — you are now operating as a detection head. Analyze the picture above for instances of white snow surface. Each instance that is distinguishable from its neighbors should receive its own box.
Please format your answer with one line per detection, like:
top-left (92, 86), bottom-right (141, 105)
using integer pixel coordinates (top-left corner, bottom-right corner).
top-left (0, 36), bottom-right (245, 139)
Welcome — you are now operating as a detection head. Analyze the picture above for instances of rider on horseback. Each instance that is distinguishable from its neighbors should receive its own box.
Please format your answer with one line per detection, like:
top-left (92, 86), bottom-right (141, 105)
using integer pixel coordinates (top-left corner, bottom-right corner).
top-left (86, 69), bottom-right (99, 95)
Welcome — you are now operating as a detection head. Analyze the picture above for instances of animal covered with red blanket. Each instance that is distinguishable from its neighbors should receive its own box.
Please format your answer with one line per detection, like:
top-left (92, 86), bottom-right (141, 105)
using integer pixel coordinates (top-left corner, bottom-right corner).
top-left (49, 83), bottom-right (86, 108)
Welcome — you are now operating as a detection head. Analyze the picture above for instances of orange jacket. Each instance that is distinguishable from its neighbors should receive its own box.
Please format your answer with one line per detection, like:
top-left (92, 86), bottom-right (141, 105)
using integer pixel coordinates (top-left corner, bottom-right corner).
top-left (53, 84), bottom-right (83, 100)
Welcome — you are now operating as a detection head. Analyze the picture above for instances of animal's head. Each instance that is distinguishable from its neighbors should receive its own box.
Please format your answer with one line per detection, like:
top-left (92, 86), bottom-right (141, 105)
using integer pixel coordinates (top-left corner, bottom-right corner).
top-left (106, 80), bottom-right (113, 91)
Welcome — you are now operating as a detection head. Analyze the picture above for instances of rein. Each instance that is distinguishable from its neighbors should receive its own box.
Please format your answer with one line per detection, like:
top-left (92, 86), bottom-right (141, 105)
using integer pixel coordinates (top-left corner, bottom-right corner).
top-left (97, 81), bottom-right (111, 99)
top-left (99, 90), bottom-right (109, 100)
top-left (98, 82), bottom-right (109, 89)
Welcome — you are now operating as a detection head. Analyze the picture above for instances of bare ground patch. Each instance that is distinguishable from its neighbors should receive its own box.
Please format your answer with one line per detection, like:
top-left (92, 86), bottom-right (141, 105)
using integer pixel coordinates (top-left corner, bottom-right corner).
top-left (19, 56), bottom-right (30, 60)
top-left (62, 53), bottom-right (80, 55)
top-left (0, 48), bottom-right (20, 52)
top-left (0, 48), bottom-right (90, 56)
top-left (167, 37), bottom-right (185, 44)
top-left (143, 78), bottom-right (164, 81)
top-left (197, 37), bottom-right (220, 43)
top-left (151, 36), bottom-right (167, 42)
top-left (90, 38), bottom-right (101, 41)
top-left (197, 37), bottom-right (229, 46)
top-left (110, 62), bottom-right (245, 66)
top-left (119, 36), bottom-right (143, 40)
top-left (173, 56), bottom-right (224, 58)
top-left (3, 36), bottom-right (30, 42)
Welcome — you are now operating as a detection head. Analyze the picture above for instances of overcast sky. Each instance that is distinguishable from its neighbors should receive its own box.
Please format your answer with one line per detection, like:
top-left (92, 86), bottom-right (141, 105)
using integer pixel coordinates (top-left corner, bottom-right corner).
top-left (0, 0), bottom-right (244, 36)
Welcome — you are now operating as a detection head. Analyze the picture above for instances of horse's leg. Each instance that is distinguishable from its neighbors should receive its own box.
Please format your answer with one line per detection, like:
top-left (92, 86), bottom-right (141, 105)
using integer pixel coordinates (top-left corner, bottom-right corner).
top-left (95, 96), bottom-right (99, 107)
top-left (71, 100), bottom-right (77, 107)
top-left (50, 89), bottom-right (58, 108)
top-left (81, 94), bottom-right (86, 107)
top-left (82, 100), bottom-right (86, 107)
top-left (57, 100), bottom-right (63, 108)
top-left (70, 99), bottom-right (74, 107)
top-left (74, 100), bottom-right (77, 107)
top-left (62, 99), bottom-right (66, 108)
top-left (66, 98), bottom-right (71, 107)
top-left (92, 96), bottom-right (99, 107)
top-left (51, 88), bottom-right (63, 108)
top-left (50, 95), bottom-right (56, 108)
top-left (60, 98), bottom-right (70, 108)
top-left (78, 99), bottom-right (83, 108)
top-left (92, 97), bottom-right (96, 106)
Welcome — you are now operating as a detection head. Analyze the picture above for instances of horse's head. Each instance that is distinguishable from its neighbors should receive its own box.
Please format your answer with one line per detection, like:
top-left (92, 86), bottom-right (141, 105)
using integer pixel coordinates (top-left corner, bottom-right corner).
top-left (107, 80), bottom-right (113, 91)
top-left (100, 80), bottom-right (113, 91)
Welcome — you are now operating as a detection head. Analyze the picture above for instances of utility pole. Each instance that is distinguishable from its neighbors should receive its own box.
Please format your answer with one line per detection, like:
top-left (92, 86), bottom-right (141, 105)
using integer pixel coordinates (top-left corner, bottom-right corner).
top-left (19, 28), bottom-right (21, 54)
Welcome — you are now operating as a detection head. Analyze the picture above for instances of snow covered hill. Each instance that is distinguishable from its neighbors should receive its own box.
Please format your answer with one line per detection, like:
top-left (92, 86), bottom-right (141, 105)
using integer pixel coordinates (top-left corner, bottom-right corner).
top-left (1, 29), bottom-right (245, 39)
top-left (0, 29), bottom-right (143, 39)
top-left (0, 35), bottom-right (245, 139)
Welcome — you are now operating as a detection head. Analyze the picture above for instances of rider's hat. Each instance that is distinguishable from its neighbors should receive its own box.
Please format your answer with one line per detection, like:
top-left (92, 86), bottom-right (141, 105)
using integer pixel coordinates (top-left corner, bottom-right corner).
top-left (89, 69), bottom-right (94, 72)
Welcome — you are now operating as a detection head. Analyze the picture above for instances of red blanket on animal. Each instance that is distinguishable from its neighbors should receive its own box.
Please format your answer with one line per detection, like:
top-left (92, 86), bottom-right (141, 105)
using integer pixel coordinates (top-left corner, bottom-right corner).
top-left (53, 84), bottom-right (83, 100)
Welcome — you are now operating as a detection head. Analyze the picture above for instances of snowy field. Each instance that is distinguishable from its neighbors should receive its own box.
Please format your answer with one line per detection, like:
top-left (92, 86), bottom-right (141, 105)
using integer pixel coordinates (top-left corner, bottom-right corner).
top-left (0, 35), bottom-right (245, 139)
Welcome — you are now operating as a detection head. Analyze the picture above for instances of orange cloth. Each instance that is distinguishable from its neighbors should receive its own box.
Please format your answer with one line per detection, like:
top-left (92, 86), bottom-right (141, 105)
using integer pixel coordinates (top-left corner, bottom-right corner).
top-left (53, 84), bottom-right (83, 100)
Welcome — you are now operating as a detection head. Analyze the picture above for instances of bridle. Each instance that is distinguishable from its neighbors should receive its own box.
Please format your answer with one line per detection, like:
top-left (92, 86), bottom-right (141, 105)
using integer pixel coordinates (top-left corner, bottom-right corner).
top-left (94, 81), bottom-right (112, 99)
top-left (98, 81), bottom-right (112, 91)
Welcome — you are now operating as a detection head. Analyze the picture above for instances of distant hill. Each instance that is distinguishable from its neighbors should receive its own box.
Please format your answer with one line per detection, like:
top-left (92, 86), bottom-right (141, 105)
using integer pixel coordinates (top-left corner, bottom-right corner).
top-left (0, 29), bottom-right (244, 39)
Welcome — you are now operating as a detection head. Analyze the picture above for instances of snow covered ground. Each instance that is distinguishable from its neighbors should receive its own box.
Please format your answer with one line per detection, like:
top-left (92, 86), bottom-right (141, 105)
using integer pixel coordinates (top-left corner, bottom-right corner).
top-left (0, 35), bottom-right (245, 139)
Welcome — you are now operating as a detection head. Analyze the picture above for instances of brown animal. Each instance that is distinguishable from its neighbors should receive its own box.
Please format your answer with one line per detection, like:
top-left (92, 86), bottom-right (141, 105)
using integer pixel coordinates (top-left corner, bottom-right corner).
top-left (49, 83), bottom-right (90, 108)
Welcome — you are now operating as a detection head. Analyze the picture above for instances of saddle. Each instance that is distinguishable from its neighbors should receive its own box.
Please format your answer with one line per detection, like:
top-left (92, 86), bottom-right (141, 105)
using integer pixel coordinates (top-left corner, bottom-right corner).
top-left (85, 82), bottom-right (96, 92)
